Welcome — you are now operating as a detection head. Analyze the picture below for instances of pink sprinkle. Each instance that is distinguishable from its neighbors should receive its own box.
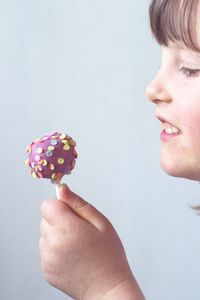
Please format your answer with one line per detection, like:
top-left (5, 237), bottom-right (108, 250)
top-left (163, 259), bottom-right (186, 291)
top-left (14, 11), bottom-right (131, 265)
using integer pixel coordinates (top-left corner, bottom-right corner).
top-left (37, 172), bottom-right (43, 178)
top-left (35, 155), bottom-right (41, 161)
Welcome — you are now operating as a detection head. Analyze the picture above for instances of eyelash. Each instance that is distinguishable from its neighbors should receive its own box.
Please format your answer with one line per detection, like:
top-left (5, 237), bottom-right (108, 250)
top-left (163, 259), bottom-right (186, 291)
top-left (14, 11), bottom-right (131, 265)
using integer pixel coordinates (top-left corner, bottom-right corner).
top-left (180, 67), bottom-right (200, 78)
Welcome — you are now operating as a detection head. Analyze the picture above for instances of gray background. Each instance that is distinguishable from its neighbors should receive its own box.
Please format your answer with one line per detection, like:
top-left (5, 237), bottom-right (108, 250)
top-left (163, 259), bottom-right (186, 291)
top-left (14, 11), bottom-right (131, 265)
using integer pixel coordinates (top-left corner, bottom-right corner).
top-left (1, 0), bottom-right (200, 299)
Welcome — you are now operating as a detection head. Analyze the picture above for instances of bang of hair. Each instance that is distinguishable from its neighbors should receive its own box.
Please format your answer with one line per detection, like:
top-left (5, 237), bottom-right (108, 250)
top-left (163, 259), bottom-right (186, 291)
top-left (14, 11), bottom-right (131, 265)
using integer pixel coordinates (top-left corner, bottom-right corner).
top-left (149, 0), bottom-right (200, 51)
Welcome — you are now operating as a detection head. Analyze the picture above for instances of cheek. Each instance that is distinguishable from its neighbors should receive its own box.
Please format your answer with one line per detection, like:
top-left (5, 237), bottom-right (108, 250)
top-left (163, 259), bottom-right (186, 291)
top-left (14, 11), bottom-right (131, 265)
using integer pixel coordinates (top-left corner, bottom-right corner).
top-left (159, 99), bottom-right (200, 179)
top-left (182, 106), bottom-right (200, 153)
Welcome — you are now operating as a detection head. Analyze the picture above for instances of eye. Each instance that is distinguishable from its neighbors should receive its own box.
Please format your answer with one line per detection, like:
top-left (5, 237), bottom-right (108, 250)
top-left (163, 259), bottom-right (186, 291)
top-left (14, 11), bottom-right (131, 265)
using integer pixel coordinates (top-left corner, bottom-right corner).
top-left (180, 66), bottom-right (200, 78)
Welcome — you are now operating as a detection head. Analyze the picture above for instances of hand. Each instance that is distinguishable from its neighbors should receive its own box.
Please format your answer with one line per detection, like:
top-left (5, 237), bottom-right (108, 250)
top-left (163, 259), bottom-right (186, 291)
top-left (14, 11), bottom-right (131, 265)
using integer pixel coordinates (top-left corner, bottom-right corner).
top-left (40, 184), bottom-right (145, 300)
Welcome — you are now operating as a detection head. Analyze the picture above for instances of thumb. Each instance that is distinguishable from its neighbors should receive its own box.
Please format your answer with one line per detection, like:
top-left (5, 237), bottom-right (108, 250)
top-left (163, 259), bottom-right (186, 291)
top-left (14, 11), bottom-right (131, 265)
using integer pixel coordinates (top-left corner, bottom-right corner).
top-left (58, 183), bottom-right (110, 231)
top-left (40, 198), bottom-right (76, 226)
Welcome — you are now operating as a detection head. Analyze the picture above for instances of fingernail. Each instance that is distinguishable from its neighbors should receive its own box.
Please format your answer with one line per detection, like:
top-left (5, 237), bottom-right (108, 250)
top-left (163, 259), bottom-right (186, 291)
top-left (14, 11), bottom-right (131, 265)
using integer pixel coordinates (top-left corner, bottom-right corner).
top-left (59, 183), bottom-right (71, 193)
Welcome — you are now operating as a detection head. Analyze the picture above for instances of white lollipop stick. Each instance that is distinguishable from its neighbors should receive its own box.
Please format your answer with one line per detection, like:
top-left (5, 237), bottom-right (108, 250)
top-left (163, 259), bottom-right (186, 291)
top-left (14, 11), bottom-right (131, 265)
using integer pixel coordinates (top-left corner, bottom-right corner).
top-left (54, 180), bottom-right (61, 199)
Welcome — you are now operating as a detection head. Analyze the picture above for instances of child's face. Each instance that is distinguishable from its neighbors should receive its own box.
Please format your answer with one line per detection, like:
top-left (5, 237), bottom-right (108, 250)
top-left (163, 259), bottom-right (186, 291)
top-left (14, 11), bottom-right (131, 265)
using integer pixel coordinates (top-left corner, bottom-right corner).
top-left (146, 43), bottom-right (200, 180)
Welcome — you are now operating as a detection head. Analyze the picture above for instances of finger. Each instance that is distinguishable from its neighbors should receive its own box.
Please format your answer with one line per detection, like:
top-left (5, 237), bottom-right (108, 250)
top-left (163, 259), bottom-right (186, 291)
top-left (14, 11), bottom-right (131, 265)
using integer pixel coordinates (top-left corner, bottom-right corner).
top-left (40, 198), bottom-right (76, 226)
top-left (58, 184), bottom-right (110, 231)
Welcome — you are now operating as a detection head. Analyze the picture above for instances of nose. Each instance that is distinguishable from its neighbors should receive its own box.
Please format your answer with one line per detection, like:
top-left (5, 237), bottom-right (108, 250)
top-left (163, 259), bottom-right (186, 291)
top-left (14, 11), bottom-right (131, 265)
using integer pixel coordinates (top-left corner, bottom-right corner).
top-left (145, 70), bottom-right (172, 105)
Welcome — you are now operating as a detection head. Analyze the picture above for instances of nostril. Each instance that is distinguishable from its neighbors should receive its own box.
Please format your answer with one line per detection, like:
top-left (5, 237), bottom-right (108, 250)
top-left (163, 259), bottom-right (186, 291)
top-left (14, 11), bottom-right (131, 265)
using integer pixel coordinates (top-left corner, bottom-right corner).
top-left (145, 79), bottom-right (171, 104)
top-left (152, 99), bottom-right (161, 105)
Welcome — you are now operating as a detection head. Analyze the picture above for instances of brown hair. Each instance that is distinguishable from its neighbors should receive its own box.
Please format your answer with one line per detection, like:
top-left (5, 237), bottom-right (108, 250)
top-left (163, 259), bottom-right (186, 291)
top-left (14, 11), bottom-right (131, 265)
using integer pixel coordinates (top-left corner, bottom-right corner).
top-left (149, 0), bottom-right (200, 51)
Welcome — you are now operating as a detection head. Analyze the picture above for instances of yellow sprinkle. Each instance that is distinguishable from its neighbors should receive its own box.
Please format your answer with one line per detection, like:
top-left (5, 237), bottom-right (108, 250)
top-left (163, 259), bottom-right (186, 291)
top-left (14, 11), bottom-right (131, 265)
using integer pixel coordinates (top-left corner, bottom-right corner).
top-left (69, 139), bottom-right (76, 146)
top-left (42, 159), bottom-right (47, 166)
top-left (63, 144), bottom-right (70, 151)
top-left (48, 146), bottom-right (55, 151)
top-left (37, 147), bottom-right (43, 154)
top-left (49, 163), bottom-right (55, 170)
top-left (58, 158), bottom-right (64, 165)
top-left (51, 173), bottom-right (57, 179)
top-left (35, 165), bottom-right (42, 172)
top-left (31, 171), bottom-right (38, 178)
top-left (25, 159), bottom-right (30, 166)
top-left (51, 135), bottom-right (59, 139)
top-left (59, 134), bottom-right (66, 140)
top-left (61, 139), bottom-right (69, 144)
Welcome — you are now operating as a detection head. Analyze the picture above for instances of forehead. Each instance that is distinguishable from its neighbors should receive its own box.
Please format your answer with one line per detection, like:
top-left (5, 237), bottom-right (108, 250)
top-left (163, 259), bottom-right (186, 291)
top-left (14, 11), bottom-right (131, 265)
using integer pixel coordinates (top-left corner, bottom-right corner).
top-left (161, 42), bottom-right (200, 60)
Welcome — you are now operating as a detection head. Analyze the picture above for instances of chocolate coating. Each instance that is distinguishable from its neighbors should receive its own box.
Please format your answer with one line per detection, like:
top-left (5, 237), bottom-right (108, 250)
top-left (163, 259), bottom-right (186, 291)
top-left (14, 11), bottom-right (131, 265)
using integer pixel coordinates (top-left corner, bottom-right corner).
top-left (26, 132), bottom-right (77, 182)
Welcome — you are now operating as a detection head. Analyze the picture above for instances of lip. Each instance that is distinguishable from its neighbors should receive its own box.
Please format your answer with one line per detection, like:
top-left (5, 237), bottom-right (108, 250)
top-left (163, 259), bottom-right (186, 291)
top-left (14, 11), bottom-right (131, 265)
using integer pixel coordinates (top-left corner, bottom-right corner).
top-left (160, 129), bottom-right (181, 142)
top-left (156, 115), bottom-right (177, 127)
top-left (156, 115), bottom-right (182, 142)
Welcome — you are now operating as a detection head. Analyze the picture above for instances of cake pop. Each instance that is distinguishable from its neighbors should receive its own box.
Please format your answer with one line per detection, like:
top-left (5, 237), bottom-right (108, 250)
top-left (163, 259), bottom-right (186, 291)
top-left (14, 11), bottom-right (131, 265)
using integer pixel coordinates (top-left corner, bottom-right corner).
top-left (26, 132), bottom-right (77, 196)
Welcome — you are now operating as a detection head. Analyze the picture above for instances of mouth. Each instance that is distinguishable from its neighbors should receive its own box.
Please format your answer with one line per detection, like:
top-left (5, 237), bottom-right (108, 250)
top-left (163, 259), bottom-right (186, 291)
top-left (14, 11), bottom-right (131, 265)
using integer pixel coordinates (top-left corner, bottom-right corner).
top-left (156, 116), bottom-right (182, 141)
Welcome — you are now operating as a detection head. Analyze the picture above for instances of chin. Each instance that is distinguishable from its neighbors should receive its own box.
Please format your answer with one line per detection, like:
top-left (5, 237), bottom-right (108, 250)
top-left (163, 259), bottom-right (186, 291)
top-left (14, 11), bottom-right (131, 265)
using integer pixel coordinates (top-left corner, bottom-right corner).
top-left (160, 157), bottom-right (200, 181)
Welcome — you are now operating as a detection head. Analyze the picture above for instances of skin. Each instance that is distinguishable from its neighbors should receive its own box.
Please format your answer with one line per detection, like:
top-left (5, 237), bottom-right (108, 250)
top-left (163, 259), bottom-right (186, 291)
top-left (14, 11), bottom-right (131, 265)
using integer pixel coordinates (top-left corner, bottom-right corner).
top-left (40, 184), bottom-right (145, 300)
top-left (146, 43), bottom-right (200, 180)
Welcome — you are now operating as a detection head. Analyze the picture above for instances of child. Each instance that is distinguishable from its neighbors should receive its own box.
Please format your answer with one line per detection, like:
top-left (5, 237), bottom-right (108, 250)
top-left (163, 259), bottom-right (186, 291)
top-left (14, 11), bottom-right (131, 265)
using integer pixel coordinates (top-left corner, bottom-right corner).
top-left (40, 0), bottom-right (200, 298)
top-left (146, 0), bottom-right (200, 182)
